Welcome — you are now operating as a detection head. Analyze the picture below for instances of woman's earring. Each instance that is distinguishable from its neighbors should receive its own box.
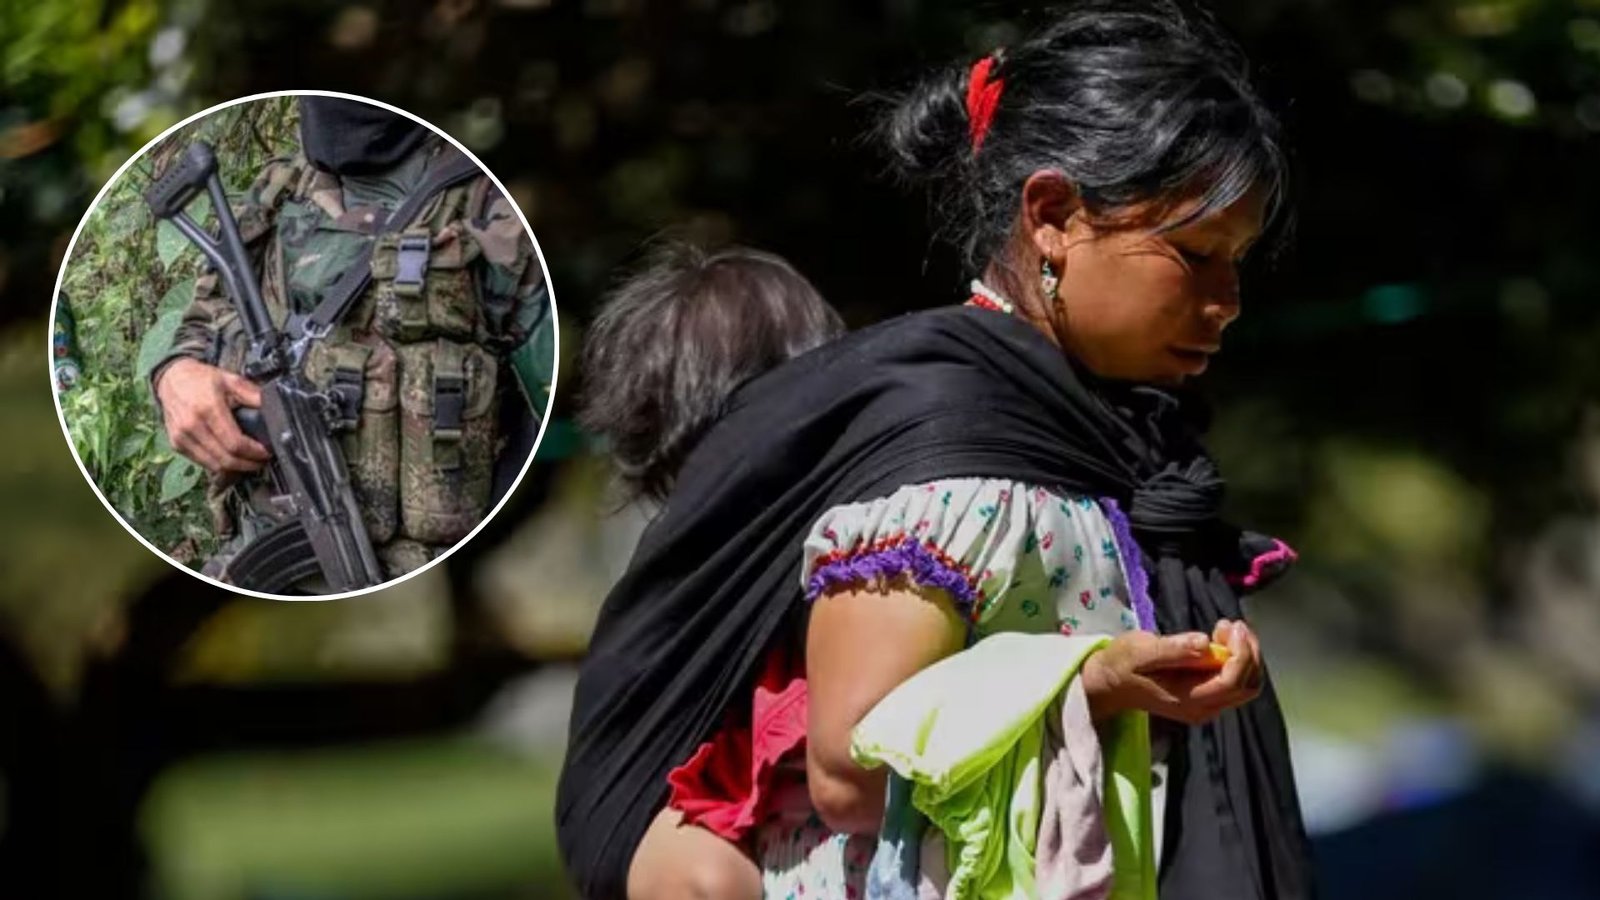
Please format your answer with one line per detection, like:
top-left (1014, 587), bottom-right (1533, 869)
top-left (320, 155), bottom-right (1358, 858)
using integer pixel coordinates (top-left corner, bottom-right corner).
top-left (1040, 258), bottom-right (1060, 302)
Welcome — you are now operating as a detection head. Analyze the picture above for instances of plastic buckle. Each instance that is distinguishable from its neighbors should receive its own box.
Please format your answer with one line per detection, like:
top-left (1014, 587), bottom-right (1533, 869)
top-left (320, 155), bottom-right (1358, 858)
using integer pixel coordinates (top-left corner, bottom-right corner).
top-left (433, 373), bottom-right (465, 442)
top-left (393, 232), bottom-right (431, 297)
top-left (329, 366), bottom-right (364, 431)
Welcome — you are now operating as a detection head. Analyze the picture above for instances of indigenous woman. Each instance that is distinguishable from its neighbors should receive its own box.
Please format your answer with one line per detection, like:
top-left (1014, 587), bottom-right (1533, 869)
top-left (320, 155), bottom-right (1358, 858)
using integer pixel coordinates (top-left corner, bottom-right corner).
top-left (560, 3), bottom-right (1311, 898)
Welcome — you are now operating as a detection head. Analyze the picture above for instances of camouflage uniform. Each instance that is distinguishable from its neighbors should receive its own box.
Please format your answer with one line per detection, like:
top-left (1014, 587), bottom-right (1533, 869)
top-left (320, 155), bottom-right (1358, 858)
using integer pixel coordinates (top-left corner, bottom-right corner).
top-left (151, 135), bottom-right (555, 588)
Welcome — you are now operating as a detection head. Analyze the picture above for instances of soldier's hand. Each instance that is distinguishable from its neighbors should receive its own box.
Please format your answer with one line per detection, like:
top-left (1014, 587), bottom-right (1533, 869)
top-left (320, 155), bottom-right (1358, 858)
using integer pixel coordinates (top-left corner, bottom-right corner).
top-left (154, 358), bottom-right (271, 474)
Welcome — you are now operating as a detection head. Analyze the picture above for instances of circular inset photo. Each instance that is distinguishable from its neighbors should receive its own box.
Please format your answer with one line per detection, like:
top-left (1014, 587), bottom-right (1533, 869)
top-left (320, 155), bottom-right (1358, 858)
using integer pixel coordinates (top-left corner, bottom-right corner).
top-left (51, 91), bottom-right (558, 600)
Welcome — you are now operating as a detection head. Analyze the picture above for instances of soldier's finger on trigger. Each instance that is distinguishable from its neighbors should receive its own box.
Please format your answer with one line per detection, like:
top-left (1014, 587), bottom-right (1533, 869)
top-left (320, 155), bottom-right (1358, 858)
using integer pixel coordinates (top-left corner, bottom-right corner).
top-left (238, 437), bottom-right (271, 462)
top-left (223, 454), bottom-right (266, 474)
top-left (222, 433), bottom-right (269, 464)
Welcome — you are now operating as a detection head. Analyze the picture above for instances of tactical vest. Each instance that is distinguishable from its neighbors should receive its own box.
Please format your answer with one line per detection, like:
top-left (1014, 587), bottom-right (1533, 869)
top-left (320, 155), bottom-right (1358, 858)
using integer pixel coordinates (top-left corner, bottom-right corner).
top-left (217, 151), bottom-right (511, 577)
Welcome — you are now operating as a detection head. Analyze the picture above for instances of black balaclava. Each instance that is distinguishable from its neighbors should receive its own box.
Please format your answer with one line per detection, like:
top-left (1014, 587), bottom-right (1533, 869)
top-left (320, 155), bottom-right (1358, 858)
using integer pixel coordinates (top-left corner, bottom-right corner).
top-left (298, 97), bottom-right (430, 177)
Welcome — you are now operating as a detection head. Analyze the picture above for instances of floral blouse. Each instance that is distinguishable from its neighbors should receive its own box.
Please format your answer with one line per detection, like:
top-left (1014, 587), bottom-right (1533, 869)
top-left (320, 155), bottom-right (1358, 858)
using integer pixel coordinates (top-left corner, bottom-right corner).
top-left (756, 477), bottom-right (1151, 899)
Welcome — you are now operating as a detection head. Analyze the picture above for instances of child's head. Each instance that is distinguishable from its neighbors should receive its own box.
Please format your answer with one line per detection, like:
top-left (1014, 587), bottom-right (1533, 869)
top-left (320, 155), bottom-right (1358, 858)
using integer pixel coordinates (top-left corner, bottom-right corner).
top-left (581, 243), bottom-right (845, 502)
top-left (879, 0), bottom-right (1287, 386)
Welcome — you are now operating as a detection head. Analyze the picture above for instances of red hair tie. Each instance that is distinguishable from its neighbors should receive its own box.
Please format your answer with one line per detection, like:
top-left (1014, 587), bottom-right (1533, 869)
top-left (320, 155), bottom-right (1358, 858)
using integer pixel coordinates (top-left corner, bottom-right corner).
top-left (965, 55), bottom-right (1004, 153)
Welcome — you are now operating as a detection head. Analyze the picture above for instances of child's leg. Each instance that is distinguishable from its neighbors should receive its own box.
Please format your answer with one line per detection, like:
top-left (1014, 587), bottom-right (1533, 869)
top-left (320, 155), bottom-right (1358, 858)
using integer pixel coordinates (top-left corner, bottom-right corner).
top-left (628, 807), bottom-right (763, 900)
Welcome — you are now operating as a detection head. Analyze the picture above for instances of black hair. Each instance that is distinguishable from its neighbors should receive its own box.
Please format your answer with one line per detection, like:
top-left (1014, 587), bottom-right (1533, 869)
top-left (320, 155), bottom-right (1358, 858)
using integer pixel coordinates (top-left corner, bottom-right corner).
top-left (876, 0), bottom-right (1288, 273)
top-left (580, 243), bottom-right (846, 503)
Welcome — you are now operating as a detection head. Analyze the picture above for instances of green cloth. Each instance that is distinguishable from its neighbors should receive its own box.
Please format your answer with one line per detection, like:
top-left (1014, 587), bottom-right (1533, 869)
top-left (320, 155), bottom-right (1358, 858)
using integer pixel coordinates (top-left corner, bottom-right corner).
top-left (339, 139), bottom-right (432, 211)
top-left (508, 281), bottom-right (555, 422)
top-left (850, 632), bottom-right (1154, 900)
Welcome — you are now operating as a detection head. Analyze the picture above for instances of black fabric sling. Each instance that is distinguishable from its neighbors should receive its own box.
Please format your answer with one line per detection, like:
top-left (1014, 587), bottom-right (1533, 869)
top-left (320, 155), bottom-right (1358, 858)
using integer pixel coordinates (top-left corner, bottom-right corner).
top-left (555, 305), bottom-right (1314, 900)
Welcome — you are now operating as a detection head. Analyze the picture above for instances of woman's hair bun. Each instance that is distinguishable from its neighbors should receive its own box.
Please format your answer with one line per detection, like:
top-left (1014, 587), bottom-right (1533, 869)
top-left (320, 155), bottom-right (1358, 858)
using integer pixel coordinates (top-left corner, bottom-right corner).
top-left (878, 63), bottom-right (972, 185)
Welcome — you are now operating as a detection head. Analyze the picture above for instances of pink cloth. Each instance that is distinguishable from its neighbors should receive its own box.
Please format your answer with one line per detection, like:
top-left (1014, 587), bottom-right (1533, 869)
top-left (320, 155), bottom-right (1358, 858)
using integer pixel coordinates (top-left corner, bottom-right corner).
top-left (1035, 677), bottom-right (1115, 900)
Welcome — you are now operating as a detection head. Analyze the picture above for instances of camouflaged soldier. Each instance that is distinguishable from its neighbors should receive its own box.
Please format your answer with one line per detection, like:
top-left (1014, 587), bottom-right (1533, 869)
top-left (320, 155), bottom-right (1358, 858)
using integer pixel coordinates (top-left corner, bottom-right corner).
top-left (150, 97), bottom-right (555, 590)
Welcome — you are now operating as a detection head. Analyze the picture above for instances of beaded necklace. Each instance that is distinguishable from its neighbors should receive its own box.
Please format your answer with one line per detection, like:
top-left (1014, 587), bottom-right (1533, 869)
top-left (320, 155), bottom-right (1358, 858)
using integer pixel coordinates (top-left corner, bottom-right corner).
top-left (966, 279), bottom-right (1015, 315)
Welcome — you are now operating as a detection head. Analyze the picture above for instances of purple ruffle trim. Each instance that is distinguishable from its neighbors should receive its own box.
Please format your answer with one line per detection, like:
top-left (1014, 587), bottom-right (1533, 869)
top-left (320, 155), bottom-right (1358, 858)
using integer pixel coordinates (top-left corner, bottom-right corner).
top-left (1099, 497), bottom-right (1157, 632)
top-left (804, 538), bottom-right (980, 614)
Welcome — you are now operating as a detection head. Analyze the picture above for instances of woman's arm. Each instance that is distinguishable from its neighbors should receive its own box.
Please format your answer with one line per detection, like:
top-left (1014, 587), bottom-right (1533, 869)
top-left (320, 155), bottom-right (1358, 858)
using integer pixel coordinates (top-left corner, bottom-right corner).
top-left (806, 580), bottom-right (1264, 835)
top-left (805, 579), bottom-right (967, 834)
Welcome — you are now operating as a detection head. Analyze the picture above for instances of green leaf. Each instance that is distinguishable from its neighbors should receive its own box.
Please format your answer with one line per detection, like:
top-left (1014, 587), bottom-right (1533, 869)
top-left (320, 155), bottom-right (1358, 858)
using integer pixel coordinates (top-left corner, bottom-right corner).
top-left (135, 306), bottom-right (185, 381)
top-left (105, 201), bottom-right (147, 240)
top-left (101, 282), bottom-right (131, 315)
top-left (158, 276), bottom-right (197, 316)
top-left (116, 430), bottom-right (149, 461)
top-left (160, 457), bottom-right (203, 503)
top-left (156, 220), bottom-right (189, 269)
top-left (192, 193), bottom-right (212, 227)
top-left (154, 193), bottom-right (207, 269)
top-left (87, 416), bottom-right (113, 478)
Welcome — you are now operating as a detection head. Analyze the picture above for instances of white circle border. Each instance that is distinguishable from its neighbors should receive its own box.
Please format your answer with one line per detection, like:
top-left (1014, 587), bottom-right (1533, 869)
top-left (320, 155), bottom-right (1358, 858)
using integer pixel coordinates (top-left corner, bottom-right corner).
top-left (47, 89), bottom-right (561, 602)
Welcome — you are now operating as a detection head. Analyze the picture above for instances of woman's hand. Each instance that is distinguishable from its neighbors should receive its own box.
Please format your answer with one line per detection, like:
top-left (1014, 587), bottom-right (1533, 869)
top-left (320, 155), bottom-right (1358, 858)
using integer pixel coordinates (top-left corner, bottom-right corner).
top-left (1081, 619), bottom-right (1264, 724)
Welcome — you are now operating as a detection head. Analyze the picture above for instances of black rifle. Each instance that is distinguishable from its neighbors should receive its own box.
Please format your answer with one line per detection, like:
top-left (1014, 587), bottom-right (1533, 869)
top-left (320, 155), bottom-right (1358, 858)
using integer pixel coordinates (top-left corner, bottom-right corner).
top-left (145, 141), bottom-right (385, 593)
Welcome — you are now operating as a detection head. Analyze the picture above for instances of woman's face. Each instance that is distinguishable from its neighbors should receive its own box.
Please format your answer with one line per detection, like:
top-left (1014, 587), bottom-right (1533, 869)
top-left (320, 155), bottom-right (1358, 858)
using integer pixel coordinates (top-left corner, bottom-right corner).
top-left (1025, 179), bottom-right (1268, 387)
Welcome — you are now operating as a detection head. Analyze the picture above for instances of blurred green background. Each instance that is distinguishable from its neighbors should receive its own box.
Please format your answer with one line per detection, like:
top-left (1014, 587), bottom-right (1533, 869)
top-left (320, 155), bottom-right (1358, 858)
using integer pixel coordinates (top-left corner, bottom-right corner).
top-left (3, 0), bottom-right (1600, 898)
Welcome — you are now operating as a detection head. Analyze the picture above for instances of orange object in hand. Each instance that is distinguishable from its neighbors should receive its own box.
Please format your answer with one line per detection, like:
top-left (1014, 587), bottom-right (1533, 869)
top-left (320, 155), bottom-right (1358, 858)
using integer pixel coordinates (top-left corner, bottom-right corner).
top-left (1172, 642), bottom-right (1232, 670)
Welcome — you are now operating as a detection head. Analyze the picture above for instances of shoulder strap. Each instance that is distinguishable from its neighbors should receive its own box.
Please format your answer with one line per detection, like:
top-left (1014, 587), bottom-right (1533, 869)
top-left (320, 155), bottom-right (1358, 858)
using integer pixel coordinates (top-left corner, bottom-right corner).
top-left (299, 149), bottom-right (484, 337)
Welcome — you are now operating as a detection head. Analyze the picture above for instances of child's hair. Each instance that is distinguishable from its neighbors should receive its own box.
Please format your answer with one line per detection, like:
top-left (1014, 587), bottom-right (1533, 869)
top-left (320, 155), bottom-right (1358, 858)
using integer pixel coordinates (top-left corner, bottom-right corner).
top-left (874, 0), bottom-right (1288, 272)
top-left (580, 243), bottom-right (846, 502)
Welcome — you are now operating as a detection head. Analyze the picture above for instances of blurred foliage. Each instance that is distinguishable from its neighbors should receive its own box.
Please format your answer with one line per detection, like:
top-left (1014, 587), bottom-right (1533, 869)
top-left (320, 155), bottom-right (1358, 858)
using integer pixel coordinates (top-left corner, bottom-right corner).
top-left (171, 564), bottom-right (453, 684)
top-left (141, 737), bottom-right (572, 899)
top-left (55, 96), bottom-right (298, 562)
top-left (2, 0), bottom-right (175, 330)
top-left (0, 321), bottom-right (161, 693)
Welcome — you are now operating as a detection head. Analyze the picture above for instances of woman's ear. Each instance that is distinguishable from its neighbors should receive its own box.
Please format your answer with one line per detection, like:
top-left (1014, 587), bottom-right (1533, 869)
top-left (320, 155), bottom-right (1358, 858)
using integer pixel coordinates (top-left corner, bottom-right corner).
top-left (1021, 170), bottom-right (1081, 265)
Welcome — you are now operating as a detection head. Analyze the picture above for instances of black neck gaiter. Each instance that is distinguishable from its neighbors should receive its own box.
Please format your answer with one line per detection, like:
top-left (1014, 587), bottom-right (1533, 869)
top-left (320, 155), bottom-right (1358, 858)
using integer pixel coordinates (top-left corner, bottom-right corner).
top-left (298, 97), bottom-right (430, 177)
